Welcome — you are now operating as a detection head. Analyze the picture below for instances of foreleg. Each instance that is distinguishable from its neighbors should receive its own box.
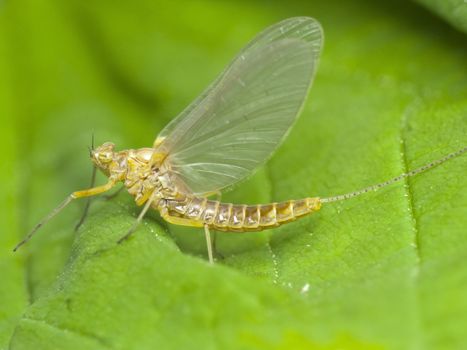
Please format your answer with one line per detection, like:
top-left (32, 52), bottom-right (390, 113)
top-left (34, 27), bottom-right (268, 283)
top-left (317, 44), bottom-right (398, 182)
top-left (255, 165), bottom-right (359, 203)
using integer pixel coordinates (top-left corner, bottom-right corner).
top-left (14, 179), bottom-right (117, 251)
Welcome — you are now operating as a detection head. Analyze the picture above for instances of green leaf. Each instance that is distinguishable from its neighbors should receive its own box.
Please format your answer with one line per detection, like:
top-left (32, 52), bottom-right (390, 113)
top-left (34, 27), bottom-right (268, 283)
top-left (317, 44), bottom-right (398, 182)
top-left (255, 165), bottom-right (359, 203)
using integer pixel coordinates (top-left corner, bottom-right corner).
top-left (2, 0), bottom-right (467, 349)
top-left (415, 0), bottom-right (467, 34)
top-left (0, 19), bottom-right (29, 349)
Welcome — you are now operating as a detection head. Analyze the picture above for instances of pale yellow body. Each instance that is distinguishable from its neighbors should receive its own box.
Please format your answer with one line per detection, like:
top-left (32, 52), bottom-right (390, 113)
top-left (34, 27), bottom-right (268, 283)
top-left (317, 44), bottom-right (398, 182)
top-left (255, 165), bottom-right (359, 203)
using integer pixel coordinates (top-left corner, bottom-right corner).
top-left (87, 142), bottom-right (321, 233)
top-left (13, 16), bottom-right (465, 260)
top-left (160, 196), bottom-right (321, 232)
top-left (14, 140), bottom-right (465, 258)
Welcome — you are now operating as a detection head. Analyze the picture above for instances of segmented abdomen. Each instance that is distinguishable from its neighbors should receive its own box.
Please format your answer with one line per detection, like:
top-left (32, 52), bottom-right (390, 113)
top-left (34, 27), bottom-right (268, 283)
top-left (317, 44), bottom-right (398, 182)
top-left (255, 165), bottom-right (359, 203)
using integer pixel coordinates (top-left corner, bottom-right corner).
top-left (165, 196), bottom-right (321, 232)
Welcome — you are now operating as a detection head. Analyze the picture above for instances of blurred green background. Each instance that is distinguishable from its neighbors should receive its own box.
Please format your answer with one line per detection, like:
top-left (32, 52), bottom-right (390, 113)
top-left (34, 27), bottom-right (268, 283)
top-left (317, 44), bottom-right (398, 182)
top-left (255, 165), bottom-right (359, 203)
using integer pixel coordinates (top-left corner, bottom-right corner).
top-left (1, 0), bottom-right (467, 349)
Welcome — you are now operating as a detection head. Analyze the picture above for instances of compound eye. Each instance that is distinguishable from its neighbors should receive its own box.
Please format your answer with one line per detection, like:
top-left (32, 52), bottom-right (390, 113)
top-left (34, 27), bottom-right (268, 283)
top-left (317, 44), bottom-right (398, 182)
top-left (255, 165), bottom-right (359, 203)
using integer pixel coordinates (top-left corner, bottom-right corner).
top-left (98, 152), bottom-right (112, 163)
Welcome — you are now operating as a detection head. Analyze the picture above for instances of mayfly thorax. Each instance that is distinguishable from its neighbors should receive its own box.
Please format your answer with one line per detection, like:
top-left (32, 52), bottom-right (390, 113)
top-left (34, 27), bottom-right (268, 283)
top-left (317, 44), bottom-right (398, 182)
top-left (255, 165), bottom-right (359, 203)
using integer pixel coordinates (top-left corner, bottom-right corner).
top-left (14, 17), bottom-right (467, 263)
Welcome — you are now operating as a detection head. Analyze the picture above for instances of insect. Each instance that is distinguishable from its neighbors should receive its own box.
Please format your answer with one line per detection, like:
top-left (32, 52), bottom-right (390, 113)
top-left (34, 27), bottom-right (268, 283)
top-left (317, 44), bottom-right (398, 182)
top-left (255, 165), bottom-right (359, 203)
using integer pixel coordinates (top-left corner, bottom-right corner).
top-left (14, 17), bottom-right (466, 263)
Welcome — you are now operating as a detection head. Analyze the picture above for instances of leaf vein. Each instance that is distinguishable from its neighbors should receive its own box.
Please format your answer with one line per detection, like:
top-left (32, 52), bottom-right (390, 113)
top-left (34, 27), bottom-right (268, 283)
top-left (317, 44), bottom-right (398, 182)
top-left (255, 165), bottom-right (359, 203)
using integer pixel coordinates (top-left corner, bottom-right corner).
top-left (400, 111), bottom-right (423, 348)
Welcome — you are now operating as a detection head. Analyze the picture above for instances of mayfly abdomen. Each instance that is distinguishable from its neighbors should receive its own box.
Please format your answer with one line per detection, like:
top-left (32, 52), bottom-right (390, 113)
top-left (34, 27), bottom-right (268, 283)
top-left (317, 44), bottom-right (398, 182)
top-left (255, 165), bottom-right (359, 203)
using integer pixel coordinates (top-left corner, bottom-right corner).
top-left (208, 197), bottom-right (321, 232)
top-left (162, 196), bottom-right (321, 231)
top-left (164, 196), bottom-right (206, 219)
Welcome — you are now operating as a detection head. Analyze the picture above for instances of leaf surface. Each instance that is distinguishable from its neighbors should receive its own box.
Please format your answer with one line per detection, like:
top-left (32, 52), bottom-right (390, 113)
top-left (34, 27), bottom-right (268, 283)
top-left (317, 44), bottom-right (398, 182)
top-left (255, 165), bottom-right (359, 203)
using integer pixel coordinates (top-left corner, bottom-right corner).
top-left (2, 0), bottom-right (467, 349)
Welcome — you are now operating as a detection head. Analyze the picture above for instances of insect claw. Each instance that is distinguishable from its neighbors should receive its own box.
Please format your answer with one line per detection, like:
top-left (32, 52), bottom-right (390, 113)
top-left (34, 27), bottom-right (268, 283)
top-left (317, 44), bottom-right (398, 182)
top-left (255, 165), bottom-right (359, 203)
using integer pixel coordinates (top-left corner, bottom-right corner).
top-left (117, 225), bottom-right (137, 244)
top-left (13, 242), bottom-right (24, 252)
top-left (116, 236), bottom-right (127, 244)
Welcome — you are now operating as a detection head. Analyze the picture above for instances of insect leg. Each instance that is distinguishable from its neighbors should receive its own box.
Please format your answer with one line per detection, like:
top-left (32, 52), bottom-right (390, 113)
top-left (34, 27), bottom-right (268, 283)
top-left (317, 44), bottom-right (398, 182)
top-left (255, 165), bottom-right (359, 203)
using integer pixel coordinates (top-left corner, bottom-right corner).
top-left (103, 186), bottom-right (124, 201)
top-left (117, 192), bottom-right (158, 244)
top-left (159, 211), bottom-right (216, 263)
top-left (75, 165), bottom-right (97, 232)
top-left (13, 179), bottom-right (117, 252)
top-left (160, 211), bottom-right (204, 227)
top-left (204, 224), bottom-right (214, 264)
top-left (205, 191), bottom-right (221, 259)
top-left (72, 179), bottom-right (117, 199)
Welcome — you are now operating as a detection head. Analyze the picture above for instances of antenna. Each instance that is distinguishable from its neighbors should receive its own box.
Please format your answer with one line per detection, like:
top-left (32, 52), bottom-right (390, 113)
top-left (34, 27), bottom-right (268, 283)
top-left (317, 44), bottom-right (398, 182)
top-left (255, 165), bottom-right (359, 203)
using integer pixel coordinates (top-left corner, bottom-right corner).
top-left (88, 133), bottom-right (95, 157)
top-left (320, 146), bottom-right (467, 203)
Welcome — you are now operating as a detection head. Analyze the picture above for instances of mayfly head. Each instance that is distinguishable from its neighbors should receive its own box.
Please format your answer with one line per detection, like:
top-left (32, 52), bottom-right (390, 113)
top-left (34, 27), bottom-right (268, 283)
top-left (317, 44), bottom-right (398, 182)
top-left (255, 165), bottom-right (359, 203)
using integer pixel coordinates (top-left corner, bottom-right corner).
top-left (91, 142), bottom-right (116, 172)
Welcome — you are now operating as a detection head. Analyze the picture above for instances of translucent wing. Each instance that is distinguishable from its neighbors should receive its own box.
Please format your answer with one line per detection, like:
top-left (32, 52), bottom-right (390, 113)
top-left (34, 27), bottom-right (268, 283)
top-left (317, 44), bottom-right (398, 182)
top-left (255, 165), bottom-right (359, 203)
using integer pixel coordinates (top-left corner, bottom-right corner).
top-left (155, 17), bottom-right (323, 195)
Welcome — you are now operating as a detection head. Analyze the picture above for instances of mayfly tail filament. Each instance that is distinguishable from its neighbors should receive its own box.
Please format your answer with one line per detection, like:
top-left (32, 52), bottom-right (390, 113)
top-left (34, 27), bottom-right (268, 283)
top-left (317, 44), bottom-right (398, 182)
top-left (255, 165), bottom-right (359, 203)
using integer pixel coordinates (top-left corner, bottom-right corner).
top-left (320, 146), bottom-right (467, 204)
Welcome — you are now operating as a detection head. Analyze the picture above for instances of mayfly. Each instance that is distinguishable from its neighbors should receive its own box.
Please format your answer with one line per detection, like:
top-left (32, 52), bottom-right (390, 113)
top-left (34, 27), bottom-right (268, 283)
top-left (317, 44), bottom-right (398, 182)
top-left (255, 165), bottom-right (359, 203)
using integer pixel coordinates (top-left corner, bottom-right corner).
top-left (14, 17), bottom-right (466, 263)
